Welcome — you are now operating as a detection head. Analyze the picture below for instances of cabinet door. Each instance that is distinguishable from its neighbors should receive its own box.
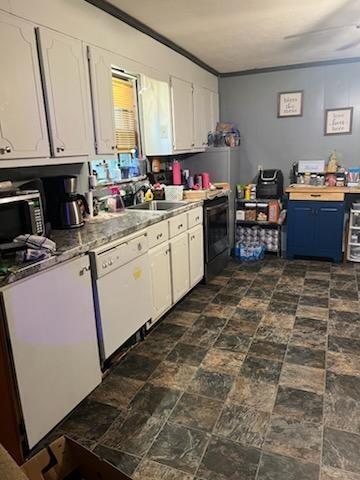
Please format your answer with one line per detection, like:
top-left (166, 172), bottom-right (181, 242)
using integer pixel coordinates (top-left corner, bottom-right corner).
top-left (139, 75), bottom-right (173, 156)
top-left (193, 86), bottom-right (212, 148)
top-left (0, 12), bottom-right (49, 160)
top-left (2, 256), bottom-right (101, 449)
top-left (171, 76), bottom-right (194, 151)
top-left (149, 242), bottom-right (172, 321)
top-left (170, 232), bottom-right (190, 303)
top-left (193, 85), bottom-right (205, 148)
top-left (37, 28), bottom-right (89, 157)
top-left (286, 201), bottom-right (315, 257)
top-left (211, 91), bottom-right (219, 130)
top-left (88, 46), bottom-right (116, 155)
top-left (203, 88), bottom-right (213, 142)
top-left (314, 202), bottom-right (344, 261)
top-left (188, 225), bottom-right (204, 287)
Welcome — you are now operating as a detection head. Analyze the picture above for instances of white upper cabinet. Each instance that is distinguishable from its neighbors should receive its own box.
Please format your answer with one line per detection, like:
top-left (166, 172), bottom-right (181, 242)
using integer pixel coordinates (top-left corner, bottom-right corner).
top-left (139, 75), bottom-right (173, 156)
top-left (0, 12), bottom-right (49, 160)
top-left (37, 28), bottom-right (90, 157)
top-left (211, 91), bottom-right (220, 129)
top-left (193, 86), bottom-right (213, 148)
top-left (193, 84), bottom-right (205, 148)
top-left (170, 76), bottom-right (194, 151)
top-left (87, 46), bottom-right (116, 155)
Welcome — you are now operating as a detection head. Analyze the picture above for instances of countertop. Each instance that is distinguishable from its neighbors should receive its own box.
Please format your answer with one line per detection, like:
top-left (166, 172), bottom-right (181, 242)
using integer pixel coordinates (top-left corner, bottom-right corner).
top-left (286, 185), bottom-right (360, 193)
top-left (0, 201), bottom-right (202, 288)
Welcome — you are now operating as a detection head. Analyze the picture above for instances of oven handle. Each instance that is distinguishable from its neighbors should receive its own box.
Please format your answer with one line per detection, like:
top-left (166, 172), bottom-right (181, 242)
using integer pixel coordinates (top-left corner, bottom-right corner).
top-left (205, 203), bottom-right (229, 214)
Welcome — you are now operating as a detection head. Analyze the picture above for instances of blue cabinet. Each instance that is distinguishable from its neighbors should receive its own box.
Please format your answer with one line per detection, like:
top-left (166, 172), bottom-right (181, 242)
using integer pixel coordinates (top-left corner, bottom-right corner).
top-left (287, 201), bottom-right (344, 262)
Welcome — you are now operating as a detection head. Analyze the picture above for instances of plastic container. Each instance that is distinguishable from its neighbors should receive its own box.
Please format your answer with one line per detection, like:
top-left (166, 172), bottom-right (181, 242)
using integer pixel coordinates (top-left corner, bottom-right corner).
top-left (202, 172), bottom-right (210, 189)
top-left (164, 185), bottom-right (184, 201)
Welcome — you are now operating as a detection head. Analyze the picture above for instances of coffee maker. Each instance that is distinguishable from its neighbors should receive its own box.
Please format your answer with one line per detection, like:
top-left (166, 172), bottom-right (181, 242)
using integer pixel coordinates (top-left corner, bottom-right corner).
top-left (42, 176), bottom-right (89, 229)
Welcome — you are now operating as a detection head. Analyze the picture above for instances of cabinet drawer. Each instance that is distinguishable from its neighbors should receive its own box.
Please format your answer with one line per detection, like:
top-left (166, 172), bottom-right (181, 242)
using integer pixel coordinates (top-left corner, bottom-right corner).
top-left (169, 213), bottom-right (188, 238)
top-left (289, 191), bottom-right (344, 201)
top-left (188, 207), bottom-right (203, 228)
top-left (147, 221), bottom-right (169, 248)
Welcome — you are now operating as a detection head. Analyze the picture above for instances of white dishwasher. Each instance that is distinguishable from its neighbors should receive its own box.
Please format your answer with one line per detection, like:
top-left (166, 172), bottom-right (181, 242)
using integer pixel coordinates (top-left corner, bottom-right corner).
top-left (90, 231), bottom-right (152, 363)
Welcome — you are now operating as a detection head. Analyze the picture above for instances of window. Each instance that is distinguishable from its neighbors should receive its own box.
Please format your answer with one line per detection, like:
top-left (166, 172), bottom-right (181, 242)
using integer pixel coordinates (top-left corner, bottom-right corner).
top-left (111, 71), bottom-right (140, 153)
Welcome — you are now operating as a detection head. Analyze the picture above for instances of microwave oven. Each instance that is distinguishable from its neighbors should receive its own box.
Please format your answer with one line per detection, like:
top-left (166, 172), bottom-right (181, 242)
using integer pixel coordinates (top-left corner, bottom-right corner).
top-left (0, 190), bottom-right (45, 243)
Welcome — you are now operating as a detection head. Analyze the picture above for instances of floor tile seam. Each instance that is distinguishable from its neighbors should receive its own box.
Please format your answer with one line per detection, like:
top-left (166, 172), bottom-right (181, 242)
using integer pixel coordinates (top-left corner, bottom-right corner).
top-left (260, 319), bottom-right (294, 457)
top-left (191, 424), bottom-right (212, 479)
top-left (189, 318), bottom-right (260, 476)
top-left (254, 449), bottom-right (321, 480)
top-left (322, 416), bottom-right (360, 437)
top-left (96, 409), bottom-right (130, 447)
top-left (261, 440), bottom-right (322, 467)
top-left (130, 390), bottom-right (189, 477)
top-left (133, 456), bottom-right (197, 479)
top-left (319, 300), bottom-right (330, 479)
top-left (93, 440), bottom-right (141, 461)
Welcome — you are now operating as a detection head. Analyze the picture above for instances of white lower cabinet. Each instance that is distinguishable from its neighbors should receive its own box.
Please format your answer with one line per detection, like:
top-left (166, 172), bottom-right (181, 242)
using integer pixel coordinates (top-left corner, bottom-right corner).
top-left (1, 256), bottom-right (101, 449)
top-left (148, 211), bottom-right (204, 325)
top-left (189, 225), bottom-right (204, 288)
top-left (149, 242), bottom-right (172, 321)
top-left (170, 232), bottom-right (190, 303)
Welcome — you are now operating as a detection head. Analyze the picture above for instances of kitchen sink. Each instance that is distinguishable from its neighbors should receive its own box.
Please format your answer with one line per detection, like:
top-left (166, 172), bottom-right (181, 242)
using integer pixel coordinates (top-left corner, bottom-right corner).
top-left (127, 201), bottom-right (186, 211)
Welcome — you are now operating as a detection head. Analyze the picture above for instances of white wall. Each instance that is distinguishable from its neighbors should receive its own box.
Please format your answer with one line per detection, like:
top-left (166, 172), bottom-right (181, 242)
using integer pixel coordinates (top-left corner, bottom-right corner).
top-left (2, 0), bottom-right (218, 91)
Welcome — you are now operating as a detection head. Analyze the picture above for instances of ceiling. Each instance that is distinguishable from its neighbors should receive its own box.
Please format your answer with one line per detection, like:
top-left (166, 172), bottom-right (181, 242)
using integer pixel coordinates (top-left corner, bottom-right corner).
top-left (104, 0), bottom-right (360, 74)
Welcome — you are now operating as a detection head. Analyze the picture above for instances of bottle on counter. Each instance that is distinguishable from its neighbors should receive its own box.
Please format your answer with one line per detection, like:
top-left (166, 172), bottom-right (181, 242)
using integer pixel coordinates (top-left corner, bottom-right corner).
top-left (172, 160), bottom-right (182, 185)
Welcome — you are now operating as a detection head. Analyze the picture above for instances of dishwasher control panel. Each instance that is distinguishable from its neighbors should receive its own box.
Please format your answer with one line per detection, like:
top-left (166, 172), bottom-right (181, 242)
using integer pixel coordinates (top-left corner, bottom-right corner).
top-left (91, 233), bottom-right (148, 278)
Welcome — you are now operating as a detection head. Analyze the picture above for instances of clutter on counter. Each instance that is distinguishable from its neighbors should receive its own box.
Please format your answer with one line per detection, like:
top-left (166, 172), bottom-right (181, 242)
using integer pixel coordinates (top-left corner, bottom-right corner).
top-left (293, 151), bottom-right (360, 188)
top-left (208, 122), bottom-right (241, 147)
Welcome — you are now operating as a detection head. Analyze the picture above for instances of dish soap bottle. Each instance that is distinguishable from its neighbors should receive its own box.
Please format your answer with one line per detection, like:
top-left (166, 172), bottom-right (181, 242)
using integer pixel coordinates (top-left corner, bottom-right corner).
top-left (144, 188), bottom-right (154, 202)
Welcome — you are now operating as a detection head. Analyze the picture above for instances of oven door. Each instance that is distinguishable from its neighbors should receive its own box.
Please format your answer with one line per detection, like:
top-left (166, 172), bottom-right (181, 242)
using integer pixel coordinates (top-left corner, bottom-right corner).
top-left (205, 199), bottom-right (230, 262)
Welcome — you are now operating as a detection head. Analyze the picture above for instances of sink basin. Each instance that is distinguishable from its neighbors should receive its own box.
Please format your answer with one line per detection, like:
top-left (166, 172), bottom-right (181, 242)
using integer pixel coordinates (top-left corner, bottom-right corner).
top-left (127, 201), bottom-right (186, 211)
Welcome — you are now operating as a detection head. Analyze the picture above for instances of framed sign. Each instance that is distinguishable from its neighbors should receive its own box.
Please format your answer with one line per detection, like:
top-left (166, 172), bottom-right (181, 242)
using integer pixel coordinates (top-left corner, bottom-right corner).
top-left (325, 107), bottom-right (353, 135)
top-left (278, 90), bottom-right (303, 117)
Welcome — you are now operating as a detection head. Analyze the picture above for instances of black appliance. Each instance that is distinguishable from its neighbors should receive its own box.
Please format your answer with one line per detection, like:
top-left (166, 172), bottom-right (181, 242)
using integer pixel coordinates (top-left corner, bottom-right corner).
top-left (19, 178), bottom-right (51, 236)
top-left (0, 190), bottom-right (45, 243)
top-left (148, 171), bottom-right (173, 185)
top-left (42, 176), bottom-right (89, 229)
top-left (257, 169), bottom-right (284, 199)
top-left (204, 196), bottom-right (230, 282)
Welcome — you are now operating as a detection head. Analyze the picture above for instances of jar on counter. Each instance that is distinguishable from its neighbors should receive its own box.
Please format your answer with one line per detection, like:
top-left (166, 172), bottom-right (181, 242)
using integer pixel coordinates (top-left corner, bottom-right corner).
top-left (310, 174), bottom-right (317, 186)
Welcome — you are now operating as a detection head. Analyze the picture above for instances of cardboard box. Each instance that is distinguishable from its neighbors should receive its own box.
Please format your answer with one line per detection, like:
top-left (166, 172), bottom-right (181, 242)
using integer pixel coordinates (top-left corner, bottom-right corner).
top-left (1, 437), bottom-right (131, 480)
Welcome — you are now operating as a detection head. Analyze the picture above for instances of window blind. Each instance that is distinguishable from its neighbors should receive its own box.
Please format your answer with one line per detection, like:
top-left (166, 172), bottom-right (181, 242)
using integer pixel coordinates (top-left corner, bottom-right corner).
top-left (112, 76), bottom-right (138, 152)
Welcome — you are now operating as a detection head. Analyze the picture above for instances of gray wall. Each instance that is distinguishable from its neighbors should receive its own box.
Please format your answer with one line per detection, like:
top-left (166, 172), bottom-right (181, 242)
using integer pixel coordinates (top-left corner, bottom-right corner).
top-left (219, 62), bottom-right (360, 185)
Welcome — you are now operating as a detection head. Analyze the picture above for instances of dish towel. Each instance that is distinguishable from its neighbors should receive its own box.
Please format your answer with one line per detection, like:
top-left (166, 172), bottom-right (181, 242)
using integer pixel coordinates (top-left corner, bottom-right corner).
top-left (14, 235), bottom-right (56, 262)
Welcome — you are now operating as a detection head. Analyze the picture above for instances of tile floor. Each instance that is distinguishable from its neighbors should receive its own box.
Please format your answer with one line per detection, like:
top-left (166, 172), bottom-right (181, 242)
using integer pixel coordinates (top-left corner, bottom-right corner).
top-left (53, 257), bottom-right (360, 479)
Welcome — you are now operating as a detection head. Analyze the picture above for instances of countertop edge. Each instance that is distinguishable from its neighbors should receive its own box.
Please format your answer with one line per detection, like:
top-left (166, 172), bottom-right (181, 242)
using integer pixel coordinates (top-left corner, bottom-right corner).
top-left (0, 201), bottom-right (203, 288)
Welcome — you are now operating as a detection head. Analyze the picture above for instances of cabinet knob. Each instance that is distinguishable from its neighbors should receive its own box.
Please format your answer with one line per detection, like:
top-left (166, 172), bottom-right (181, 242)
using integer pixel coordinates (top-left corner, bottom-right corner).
top-left (111, 145), bottom-right (115, 150)
top-left (178, 223), bottom-right (183, 229)
top-left (0, 146), bottom-right (11, 154)
top-left (191, 143), bottom-right (195, 147)
top-left (56, 147), bottom-right (65, 153)
top-left (156, 233), bottom-right (163, 239)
